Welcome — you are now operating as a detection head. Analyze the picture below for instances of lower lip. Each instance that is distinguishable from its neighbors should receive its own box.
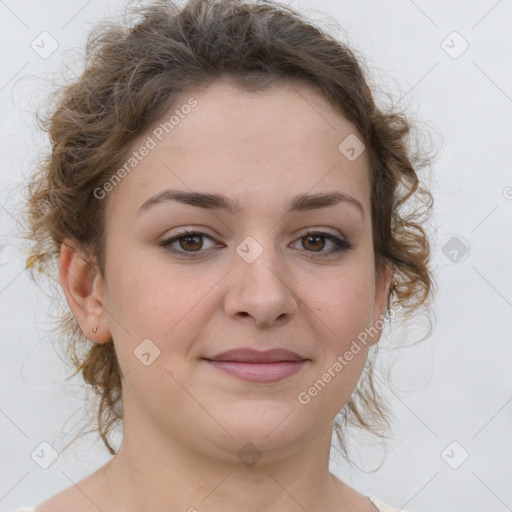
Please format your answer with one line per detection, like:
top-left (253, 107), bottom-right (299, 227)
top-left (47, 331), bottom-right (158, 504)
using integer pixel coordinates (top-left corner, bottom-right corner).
top-left (205, 360), bottom-right (307, 383)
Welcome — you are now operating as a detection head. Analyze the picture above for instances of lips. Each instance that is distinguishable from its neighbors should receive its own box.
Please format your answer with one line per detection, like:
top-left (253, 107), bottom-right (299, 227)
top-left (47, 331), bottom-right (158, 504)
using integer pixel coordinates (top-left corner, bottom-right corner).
top-left (203, 348), bottom-right (309, 383)
top-left (206, 348), bottom-right (306, 363)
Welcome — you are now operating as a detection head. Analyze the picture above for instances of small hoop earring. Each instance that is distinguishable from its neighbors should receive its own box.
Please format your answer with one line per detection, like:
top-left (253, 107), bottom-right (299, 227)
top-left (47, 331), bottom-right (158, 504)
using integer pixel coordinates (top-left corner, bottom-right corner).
top-left (92, 326), bottom-right (98, 334)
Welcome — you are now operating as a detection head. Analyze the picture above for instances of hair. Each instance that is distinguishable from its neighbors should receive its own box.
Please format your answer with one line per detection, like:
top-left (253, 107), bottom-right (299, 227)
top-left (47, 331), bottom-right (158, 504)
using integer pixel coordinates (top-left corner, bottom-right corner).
top-left (23, 0), bottom-right (437, 464)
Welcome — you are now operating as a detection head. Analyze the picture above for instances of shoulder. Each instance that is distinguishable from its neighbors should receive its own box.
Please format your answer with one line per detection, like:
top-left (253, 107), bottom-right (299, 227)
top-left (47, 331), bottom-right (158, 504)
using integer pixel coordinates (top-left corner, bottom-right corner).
top-left (368, 496), bottom-right (410, 512)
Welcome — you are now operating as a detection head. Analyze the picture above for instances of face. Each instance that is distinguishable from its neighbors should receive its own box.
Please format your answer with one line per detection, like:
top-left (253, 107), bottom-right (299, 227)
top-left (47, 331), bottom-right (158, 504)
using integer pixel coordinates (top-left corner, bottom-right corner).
top-left (94, 79), bottom-right (391, 463)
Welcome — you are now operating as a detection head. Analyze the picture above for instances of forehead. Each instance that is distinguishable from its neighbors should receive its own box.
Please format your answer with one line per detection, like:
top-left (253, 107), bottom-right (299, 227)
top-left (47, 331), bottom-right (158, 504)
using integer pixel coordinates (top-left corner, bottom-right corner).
top-left (105, 79), bottom-right (370, 220)
top-left (167, 78), bottom-right (364, 158)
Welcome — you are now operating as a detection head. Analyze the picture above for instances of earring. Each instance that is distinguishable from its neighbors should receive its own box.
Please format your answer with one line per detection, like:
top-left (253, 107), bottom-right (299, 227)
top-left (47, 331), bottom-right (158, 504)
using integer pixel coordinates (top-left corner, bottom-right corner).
top-left (92, 326), bottom-right (98, 334)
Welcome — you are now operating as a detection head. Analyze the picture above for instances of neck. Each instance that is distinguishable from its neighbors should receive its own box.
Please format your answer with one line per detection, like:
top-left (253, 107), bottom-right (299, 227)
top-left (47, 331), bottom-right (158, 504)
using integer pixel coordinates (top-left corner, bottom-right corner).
top-left (99, 416), bottom-right (359, 512)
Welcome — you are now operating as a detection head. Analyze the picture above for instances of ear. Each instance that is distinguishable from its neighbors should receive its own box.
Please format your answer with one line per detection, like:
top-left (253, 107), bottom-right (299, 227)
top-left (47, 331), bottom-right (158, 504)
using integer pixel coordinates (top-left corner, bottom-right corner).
top-left (368, 261), bottom-right (393, 346)
top-left (59, 238), bottom-right (111, 344)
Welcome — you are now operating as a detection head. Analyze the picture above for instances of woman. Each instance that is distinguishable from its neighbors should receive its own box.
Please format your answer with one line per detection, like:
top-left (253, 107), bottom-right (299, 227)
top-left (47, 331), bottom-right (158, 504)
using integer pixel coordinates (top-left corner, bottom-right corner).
top-left (21, 0), bottom-right (434, 510)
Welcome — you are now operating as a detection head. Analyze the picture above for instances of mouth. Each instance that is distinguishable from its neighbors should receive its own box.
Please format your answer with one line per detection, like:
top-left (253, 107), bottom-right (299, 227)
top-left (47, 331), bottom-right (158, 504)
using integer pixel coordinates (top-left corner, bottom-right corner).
top-left (202, 348), bottom-right (309, 383)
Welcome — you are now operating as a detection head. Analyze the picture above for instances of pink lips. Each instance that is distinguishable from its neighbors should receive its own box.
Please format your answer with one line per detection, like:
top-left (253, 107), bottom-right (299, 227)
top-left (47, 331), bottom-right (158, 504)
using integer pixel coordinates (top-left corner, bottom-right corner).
top-left (203, 348), bottom-right (308, 383)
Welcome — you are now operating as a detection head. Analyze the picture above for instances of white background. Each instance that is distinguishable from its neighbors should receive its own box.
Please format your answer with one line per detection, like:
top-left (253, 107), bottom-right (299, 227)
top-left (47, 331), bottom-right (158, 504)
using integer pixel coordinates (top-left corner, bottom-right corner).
top-left (1, 1), bottom-right (511, 511)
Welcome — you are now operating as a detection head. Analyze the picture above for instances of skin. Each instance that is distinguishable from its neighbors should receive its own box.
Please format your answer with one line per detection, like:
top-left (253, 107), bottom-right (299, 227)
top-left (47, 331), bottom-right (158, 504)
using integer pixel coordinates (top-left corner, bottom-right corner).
top-left (43, 78), bottom-right (392, 512)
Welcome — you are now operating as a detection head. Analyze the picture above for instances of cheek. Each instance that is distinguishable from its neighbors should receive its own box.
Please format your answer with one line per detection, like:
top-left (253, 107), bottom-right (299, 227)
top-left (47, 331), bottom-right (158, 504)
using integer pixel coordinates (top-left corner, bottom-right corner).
top-left (103, 255), bottom-right (208, 404)
top-left (299, 262), bottom-right (375, 399)
top-left (109, 271), bottom-right (181, 335)
top-left (305, 263), bottom-right (375, 337)
top-left (104, 250), bottom-right (218, 357)
top-left (295, 272), bottom-right (374, 421)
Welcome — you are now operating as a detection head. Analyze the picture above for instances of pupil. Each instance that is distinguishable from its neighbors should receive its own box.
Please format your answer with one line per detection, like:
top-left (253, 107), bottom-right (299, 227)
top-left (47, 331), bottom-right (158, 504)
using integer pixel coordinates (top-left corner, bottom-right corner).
top-left (305, 235), bottom-right (324, 251)
top-left (181, 235), bottom-right (202, 251)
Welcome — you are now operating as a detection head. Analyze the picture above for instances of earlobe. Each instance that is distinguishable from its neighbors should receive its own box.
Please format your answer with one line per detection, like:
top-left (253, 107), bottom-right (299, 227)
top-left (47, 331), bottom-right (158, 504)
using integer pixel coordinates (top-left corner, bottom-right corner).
top-left (59, 239), bottom-right (111, 344)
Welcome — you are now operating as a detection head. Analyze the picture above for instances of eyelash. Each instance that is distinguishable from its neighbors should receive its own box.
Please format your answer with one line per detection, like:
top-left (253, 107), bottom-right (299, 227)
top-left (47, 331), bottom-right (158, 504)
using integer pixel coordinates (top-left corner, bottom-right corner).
top-left (158, 229), bottom-right (354, 258)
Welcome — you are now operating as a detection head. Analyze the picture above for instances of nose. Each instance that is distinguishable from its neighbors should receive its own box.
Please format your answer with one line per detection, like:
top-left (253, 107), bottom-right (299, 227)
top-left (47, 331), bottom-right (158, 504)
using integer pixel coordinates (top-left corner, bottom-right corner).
top-left (223, 241), bottom-right (298, 328)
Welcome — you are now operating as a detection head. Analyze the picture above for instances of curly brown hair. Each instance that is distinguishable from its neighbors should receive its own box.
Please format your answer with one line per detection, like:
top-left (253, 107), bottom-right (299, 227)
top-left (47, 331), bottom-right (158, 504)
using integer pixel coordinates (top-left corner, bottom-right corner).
top-left (23, 0), bottom-right (437, 462)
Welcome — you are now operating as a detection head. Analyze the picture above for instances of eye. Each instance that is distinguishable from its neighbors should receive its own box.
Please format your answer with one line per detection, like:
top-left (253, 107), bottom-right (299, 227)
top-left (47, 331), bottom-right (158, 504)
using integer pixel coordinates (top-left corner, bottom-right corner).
top-left (158, 228), bottom-right (353, 258)
top-left (290, 230), bottom-right (353, 257)
top-left (158, 230), bottom-right (218, 256)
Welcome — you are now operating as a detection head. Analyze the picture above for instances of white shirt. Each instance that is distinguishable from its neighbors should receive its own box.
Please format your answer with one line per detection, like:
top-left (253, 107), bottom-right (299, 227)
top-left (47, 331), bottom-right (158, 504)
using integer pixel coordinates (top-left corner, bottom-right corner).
top-left (17, 497), bottom-right (409, 512)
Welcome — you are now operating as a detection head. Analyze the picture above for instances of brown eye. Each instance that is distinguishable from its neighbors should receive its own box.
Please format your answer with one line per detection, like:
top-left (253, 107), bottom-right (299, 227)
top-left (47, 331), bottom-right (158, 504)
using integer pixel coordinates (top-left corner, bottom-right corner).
top-left (159, 230), bottom-right (217, 256)
top-left (178, 234), bottom-right (203, 252)
top-left (291, 230), bottom-right (353, 257)
top-left (159, 229), bottom-right (353, 259)
top-left (302, 234), bottom-right (325, 252)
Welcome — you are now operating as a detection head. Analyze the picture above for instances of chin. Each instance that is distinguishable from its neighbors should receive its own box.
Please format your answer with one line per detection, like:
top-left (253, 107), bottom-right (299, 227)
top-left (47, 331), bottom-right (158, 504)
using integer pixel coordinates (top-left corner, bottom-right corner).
top-left (207, 403), bottom-right (313, 455)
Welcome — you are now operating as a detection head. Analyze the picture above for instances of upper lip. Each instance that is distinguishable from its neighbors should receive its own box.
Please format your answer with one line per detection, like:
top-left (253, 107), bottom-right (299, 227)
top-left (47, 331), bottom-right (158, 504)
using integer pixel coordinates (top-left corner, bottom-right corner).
top-left (204, 348), bottom-right (307, 363)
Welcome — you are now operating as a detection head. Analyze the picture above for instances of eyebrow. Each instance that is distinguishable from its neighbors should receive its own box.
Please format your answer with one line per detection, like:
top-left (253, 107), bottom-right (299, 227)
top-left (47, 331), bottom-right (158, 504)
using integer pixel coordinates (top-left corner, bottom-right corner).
top-left (138, 188), bottom-right (364, 218)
